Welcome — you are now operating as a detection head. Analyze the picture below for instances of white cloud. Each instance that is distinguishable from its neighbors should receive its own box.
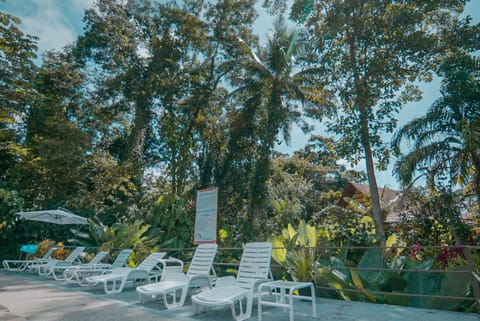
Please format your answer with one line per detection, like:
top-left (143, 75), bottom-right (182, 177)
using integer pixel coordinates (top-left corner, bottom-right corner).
top-left (70, 0), bottom-right (95, 12)
top-left (4, 0), bottom-right (93, 54)
top-left (21, 15), bottom-right (76, 53)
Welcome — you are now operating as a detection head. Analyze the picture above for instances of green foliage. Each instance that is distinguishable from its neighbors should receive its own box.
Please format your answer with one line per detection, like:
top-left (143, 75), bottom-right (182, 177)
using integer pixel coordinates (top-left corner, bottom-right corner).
top-left (148, 193), bottom-right (194, 249)
top-left (357, 247), bottom-right (385, 286)
top-left (312, 241), bottom-right (475, 311)
top-left (0, 189), bottom-right (75, 259)
top-left (75, 156), bottom-right (142, 225)
top-left (74, 0), bottom-right (259, 200)
top-left (73, 219), bottom-right (160, 265)
top-left (0, 6), bottom-right (478, 314)
top-left (264, 0), bottom-right (477, 243)
top-left (0, 188), bottom-right (24, 258)
top-left (0, 188), bottom-right (23, 231)
top-left (429, 265), bottom-right (472, 311)
top-left (264, 146), bottom-right (365, 236)
top-left (218, 17), bottom-right (333, 234)
top-left (268, 220), bottom-right (318, 281)
top-left (404, 257), bottom-right (437, 308)
top-left (392, 54), bottom-right (480, 202)
top-left (13, 49), bottom-right (91, 209)
top-left (315, 266), bottom-right (358, 300)
top-left (0, 11), bottom-right (38, 180)
top-left (316, 254), bottom-right (372, 301)
top-left (393, 191), bottom-right (470, 246)
top-left (312, 206), bottom-right (377, 248)
top-left (267, 160), bottom-right (311, 229)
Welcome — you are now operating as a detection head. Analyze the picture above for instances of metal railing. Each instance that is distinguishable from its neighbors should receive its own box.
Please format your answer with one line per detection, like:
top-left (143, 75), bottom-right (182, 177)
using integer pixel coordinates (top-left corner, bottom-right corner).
top-left (207, 244), bottom-right (480, 314)
top-left (23, 243), bottom-right (480, 313)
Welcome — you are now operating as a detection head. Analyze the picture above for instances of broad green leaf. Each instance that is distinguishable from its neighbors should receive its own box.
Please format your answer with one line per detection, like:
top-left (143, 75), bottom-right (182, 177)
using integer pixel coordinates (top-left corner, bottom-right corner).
top-left (405, 258), bottom-right (436, 308)
top-left (268, 235), bottom-right (287, 264)
top-left (351, 269), bottom-right (376, 302)
top-left (429, 265), bottom-right (471, 310)
top-left (358, 247), bottom-right (384, 285)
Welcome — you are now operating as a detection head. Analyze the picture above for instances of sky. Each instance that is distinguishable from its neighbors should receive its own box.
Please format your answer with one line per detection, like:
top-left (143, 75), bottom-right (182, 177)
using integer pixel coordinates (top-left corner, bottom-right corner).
top-left (1, 0), bottom-right (479, 190)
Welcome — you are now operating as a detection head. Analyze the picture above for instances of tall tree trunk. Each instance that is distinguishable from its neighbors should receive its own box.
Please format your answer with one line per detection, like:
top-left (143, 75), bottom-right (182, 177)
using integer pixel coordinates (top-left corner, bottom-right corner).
top-left (472, 153), bottom-right (480, 210)
top-left (358, 99), bottom-right (386, 243)
top-left (362, 128), bottom-right (386, 243)
top-left (128, 93), bottom-right (150, 186)
top-left (349, 35), bottom-right (386, 244)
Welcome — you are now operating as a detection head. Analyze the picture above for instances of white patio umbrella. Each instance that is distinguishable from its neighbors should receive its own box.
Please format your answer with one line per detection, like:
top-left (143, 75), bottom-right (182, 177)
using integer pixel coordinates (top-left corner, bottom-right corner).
top-left (15, 208), bottom-right (88, 225)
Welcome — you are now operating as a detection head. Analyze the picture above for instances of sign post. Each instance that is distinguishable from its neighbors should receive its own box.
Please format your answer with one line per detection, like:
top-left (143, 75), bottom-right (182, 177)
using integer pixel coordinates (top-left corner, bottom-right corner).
top-left (194, 187), bottom-right (218, 244)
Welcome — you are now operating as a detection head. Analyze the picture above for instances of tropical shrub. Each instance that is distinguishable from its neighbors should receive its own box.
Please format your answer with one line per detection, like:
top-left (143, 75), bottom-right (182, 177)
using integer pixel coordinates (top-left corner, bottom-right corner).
top-left (268, 220), bottom-right (319, 282)
top-left (0, 188), bottom-right (25, 259)
top-left (147, 193), bottom-right (194, 249)
top-left (36, 239), bottom-right (56, 258)
top-left (312, 205), bottom-right (377, 248)
top-left (267, 221), bottom-right (476, 312)
top-left (315, 238), bottom-right (476, 312)
top-left (73, 219), bottom-right (161, 265)
top-left (0, 189), bottom-right (73, 259)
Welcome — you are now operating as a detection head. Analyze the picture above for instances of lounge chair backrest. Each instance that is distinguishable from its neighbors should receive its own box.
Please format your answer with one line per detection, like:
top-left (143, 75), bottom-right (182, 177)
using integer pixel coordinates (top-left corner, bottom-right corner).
top-left (186, 243), bottom-right (218, 278)
top-left (63, 247), bottom-right (86, 264)
top-left (111, 249), bottom-right (133, 268)
top-left (89, 251), bottom-right (108, 264)
top-left (236, 242), bottom-right (272, 290)
top-left (41, 247), bottom-right (57, 259)
top-left (137, 252), bottom-right (166, 271)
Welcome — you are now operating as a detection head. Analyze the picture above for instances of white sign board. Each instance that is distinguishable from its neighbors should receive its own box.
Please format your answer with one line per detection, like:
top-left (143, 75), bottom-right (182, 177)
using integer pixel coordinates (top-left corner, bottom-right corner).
top-left (194, 187), bottom-right (218, 244)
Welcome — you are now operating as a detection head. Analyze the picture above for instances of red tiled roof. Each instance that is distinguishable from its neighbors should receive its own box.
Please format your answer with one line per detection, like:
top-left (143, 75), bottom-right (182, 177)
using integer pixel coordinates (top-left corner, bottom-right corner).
top-left (337, 183), bottom-right (408, 223)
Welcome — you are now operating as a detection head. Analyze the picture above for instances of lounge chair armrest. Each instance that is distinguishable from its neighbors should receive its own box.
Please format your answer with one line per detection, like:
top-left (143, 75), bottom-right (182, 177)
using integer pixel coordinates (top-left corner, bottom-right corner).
top-left (85, 263), bottom-right (111, 269)
top-left (31, 259), bottom-right (54, 265)
top-left (158, 257), bottom-right (184, 271)
top-left (188, 274), bottom-right (209, 282)
top-left (102, 270), bottom-right (114, 275)
top-left (252, 278), bottom-right (272, 294)
top-left (67, 263), bottom-right (111, 272)
top-left (214, 276), bottom-right (236, 287)
top-left (162, 271), bottom-right (188, 282)
top-left (187, 274), bottom-right (212, 287)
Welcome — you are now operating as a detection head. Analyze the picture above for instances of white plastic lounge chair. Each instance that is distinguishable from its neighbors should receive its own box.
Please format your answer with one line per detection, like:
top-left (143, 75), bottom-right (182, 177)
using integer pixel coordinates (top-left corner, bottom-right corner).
top-left (63, 249), bottom-right (133, 286)
top-left (2, 247), bottom-right (57, 272)
top-left (37, 246), bottom-right (86, 276)
top-left (191, 242), bottom-right (272, 321)
top-left (85, 252), bottom-right (181, 294)
top-left (49, 250), bottom-right (108, 280)
top-left (136, 243), bottom-right (218, 308)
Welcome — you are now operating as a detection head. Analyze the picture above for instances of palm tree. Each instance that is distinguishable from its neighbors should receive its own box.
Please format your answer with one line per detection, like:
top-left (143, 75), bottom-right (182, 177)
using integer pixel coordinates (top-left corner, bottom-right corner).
top-left (226, 17), bottom-right (332, 214)
top-left (392, 54), bottom-right (480, 205)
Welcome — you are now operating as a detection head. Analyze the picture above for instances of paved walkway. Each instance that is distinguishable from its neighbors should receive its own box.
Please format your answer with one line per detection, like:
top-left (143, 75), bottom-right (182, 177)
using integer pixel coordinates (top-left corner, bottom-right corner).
top-left (0, 270), bottom-right (478, 321)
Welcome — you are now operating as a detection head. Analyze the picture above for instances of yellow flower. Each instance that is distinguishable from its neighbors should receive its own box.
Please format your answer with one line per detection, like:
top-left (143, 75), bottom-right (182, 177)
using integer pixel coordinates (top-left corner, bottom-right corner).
top-left (219, 229), bottom-right (228, 240)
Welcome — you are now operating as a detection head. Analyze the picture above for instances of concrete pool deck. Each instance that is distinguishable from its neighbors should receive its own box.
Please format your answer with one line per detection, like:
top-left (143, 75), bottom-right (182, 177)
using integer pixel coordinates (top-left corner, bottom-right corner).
top-left (0, 270), bottom-right (478, 321)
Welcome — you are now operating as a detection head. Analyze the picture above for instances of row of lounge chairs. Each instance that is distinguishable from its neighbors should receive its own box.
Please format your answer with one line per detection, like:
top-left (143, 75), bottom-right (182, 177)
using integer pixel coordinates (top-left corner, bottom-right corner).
top-left (2, 246), bottom-right (58, 271)
top-left (2, 242), bottom-right (273, 321)
top-left (64, 249), bottom-right (133, 285)
top-left (37, 246), bottom-right (87, 276)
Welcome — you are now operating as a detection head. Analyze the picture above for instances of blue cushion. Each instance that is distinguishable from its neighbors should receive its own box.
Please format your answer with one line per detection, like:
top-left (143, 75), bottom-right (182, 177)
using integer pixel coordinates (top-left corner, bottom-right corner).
top-left (20, 244), bottom-right (39, 254)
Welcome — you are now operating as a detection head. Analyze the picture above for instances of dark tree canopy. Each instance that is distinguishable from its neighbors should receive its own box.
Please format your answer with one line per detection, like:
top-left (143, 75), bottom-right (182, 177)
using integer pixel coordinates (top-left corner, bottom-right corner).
top-left (1, 1), bottom-right (479, 248)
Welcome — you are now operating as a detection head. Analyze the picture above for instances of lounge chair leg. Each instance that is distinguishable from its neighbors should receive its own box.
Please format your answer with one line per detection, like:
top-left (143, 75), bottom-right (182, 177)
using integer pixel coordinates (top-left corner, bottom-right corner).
top-left (192, 302), bottom-right (201, 314)
top-left (230, 295), bottom-right (252, 321)
top-left (104, 278), bottom-right (126, 294)
top-left (163, 287), bottom-right (187, 309)
top-left (192, 302), bottom-right (209, 314)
